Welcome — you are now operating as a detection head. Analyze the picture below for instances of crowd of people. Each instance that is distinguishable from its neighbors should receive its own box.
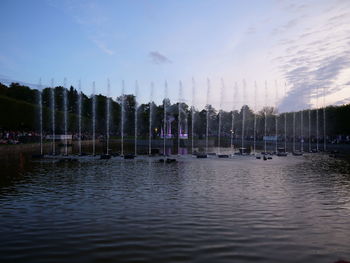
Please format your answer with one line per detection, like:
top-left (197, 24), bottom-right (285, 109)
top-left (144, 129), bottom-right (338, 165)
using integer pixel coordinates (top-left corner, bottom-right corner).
top-left (0, 130), bottom-right (40, 145)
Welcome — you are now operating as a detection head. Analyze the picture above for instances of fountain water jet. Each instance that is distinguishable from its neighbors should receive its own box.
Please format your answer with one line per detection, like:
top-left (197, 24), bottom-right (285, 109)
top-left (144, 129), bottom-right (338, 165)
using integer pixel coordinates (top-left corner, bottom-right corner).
top-left (218, 79), bottom-right (225, 154)
top-left (284, 83), bottom-right (287, 152)
top-left (205, 79), bottom-right (211, 154)
top-left (121, 81), bottom-right (125, 156)
top-left (106, 79), bottom-right (111, 155)
top-left (316, 86), bottom-right (319, 152)
top-left (191, 78), bottom-right (195, 155)
top-left (149, 82), bottom-right (154, 156)
top-left (308, 87), bottom-right (312, 152)
top-left (78, 80), bottom-right (82, 155)
top-left (178, 81), bottom-right (183, 155)
top-left (135, 81), bottom-right (139, 156)
top-left (163, 81), bottom-right (168, 156)
top-left (264, 81), bottom-right (268, 153)
top-left (274, 81), bottom-right (278, 154)
top-left (241, 80), bottom-right (246, 151)
top-left (293, 111), bottom-right (296, 153)
top-left (92, 82), bottom-right (96, 156)
top-left (63, 78), bottom-right (68, 156)
top-left (38, 79), bottom-right (43, 156)
top-left (323, 86), bottom-right (326, 151)
top-left (253, 81), bottom-right (258, 155)
top-left (300, 108), bottom-right (304, 152)
top-left (50, 79), bottom-right (55, 155)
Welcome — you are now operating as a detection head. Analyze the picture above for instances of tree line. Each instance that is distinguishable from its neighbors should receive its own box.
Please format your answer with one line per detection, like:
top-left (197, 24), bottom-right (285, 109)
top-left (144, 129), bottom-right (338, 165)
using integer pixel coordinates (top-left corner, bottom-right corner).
top-left (1, 82), bottom-right (350, 140)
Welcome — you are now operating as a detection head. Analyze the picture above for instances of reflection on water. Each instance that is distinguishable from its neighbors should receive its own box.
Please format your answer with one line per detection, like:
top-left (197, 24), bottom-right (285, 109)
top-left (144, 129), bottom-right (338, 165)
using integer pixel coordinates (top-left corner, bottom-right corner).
top-left (0, 152), bottom-right (350, 263)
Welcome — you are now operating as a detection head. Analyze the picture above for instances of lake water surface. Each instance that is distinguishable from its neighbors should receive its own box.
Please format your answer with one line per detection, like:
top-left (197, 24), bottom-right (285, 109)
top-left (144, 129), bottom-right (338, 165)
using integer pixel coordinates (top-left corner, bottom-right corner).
top-left (0, 153), bottom-right (350, 263)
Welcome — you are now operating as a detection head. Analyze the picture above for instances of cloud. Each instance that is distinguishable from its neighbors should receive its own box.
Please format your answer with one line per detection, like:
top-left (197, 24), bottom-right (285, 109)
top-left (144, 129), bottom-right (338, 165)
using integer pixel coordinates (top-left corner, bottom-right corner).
top-left (149, 51), bottom-right (172, 65)
top-left (91, 38), bottom-right (115, 55)
top-left (245, 26), bottom-right (256, 35)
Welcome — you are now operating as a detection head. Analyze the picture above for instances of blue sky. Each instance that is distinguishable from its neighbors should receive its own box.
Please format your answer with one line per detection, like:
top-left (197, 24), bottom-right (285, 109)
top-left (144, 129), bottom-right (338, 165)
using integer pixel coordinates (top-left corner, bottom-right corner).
top-left (0, 0), bottom-right (350, 111)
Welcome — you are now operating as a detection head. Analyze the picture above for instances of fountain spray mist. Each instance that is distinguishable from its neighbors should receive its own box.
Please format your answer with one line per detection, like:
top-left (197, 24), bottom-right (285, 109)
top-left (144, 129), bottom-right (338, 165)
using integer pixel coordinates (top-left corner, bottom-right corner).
top-left (218, 79), bottom-right (225, 154)
top-left (254, 81), bottom-right (257, 155)
top-left (206, 79), bottom-right (211, 154)
top-left (284, 83), bottom-right (287, 152)
top-left (191, 78), bottom-right (195, 155)
top-left (316, 86), bottom-right (319, 152)
top-left (92, 81), bottom-right (96, 156)
top-left (163, 81), bottom-right (168, 156)
top-left (241, 80), bottom-right (246, 151)
top-left (50, 79), bottom-right (55, 155)
top-left (121, 81), bottom-right (125, 156)
top-left (274, 81), bottom-right (278, 154)
top-left (135, 81), bottom-right (139, 156)
top-left (264, 81), bottom-right (268, 153)
top-left (63, 78), bottom-right (68, 156)
top-left (149, 82), bottom-right (154, 156)
top-left (301, 107), bottom-right (304, 152)
top-left (178, 81), bottom-right (183, 155)
top-left (78, 80), bottom-right (82, 155)
top-left (38, 78), bottom-right (43, 155)
top-left (293, 111), bottom-right (296, 153)
top-left (106, 79), bottom-right (111, 155)
top-left (308, 89), bottom-right (311, 153)
top-left (323, 86), bottom-right (326, 151)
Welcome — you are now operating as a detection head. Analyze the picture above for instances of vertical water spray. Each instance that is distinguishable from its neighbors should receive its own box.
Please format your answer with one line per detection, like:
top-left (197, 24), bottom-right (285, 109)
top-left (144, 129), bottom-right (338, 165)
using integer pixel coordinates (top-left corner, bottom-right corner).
top-left (121, 80), bottom-right (125, 156)
top-left (206, 79), bottom-right (211, 153)
top-left (316, 86), bottom-right (319, 152)
top-left (50, 79), bottom-right (55, 155)
top-left (284, 83), bottom-right (287, 152)
top-left (78, 80), bottom-right (82, 155)
top-left (242, 80), bottom-right (246, 151)
top-left (163, 81), bottom-right (168, 156)
top-left (301, 108), bottom-right (304, 152)
top-left (38, 78), bottom-right (43, 155)
top-left (293, 111), bottom-right (296, 153)
top-left (218, 79), bottom-right (225, 154)
top-left (323, 86), bottom-right (326, 151)
top-left (308, 87), bottom-right (311, 152)
top-left (92, 82), bottom-right (96, 156)
top-left (149, 82), bottom-right (154, 156)
top-left (274, 80), bottom-right (278, 153)
top-left (191, 78), bottom-right (195, 155)
top-left (230, 83), bottom-right (237, 152)
top-left (106, 79), bottom-right (111, 155)
top-left (135, 81), bottom-right (139, 156)
top-left (178, 81), bottom-right (183, 155)
top-left (63, 78), bottom-right (68, 156)
top-left (254, 81), bottom-right (257, 155)
top-left (264, 81), bottom-right (268, 153)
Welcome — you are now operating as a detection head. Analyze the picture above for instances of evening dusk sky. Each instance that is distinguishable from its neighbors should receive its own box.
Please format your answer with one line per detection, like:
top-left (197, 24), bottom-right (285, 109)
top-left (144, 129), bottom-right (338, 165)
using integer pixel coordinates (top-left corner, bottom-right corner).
top-left (0, 0), bottom-right (350, 112)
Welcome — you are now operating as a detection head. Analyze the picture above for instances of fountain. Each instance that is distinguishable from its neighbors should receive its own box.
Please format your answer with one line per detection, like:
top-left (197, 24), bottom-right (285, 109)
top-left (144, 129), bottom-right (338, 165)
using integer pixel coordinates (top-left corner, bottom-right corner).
top-left (241, 80), bottom-right (246, 151)
top-left (149, 82), bottom-right (154, 156)
top-left (218, 79), bottom-right (224, 154)
top-left (253, 81), bottom-right (257, 155)
top-left (191, 78), bottom-right (195, 155)
top-left (300, 108), bottom-right (304, 152)
top-left (106, 79), bottom-right (111, 155)
top-left (121, 81), bottom-right (125, 156)
top-left (92, 81), bottom-right (96, 156)
top-left (293, 111), bottom-right (296, 153)
top-left (78, 80), bottom-right (82, 156)
top-left (205, 79), bottom-right (210, 154)
top-left (323, 86), bottom-right (326, 151)
top-left (178, 81), bottom-right (183, 155)
top-left (50, 79), bottom-right (55, 155)
top-left (163, 81), bottom-right (168, 156)
top-left (264, 81), bottom-right (268, 154)
top-left (308, 87), bottom-right (312, 152)
top-left (274, 81), bottom-right (278, 154)
top-left (316, 85), bottom-right (319, 152)
top-left (36, 79), bottom-right (43, 157)
top-left (63, 78), bottom-right (68, 156)
top-left (135, 81), bottom-right (139, 157)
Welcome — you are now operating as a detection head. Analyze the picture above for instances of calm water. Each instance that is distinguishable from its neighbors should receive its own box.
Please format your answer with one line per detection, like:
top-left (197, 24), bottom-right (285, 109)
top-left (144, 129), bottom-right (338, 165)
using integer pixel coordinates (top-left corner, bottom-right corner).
top-left (0, 153), bottom-right (350, 263)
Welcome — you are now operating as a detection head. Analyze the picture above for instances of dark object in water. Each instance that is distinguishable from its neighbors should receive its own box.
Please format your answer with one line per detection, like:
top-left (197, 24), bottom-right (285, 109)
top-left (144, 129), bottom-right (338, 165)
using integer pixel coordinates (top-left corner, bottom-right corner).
top-left (58, 158), bottom-right (78, 163)
top-left (79, 152), bottom-right (87, 156)
top-left (263, 155), bottom-right (267, 161)
top-left (32, 154), bottom-right (44, 159)
top-left (151, 148), bottom-right (160, 155)
top-left (267, 156), bottom-right (272, 160)
top-left (124, 154), bottom-right (135, 159)
top-left (166, 158), bottom-right (177, 163)
top-left (239, 148), bottom-right (250, 155)
top-left (277, 152), bottom-right (288, 157)
top-left (197, 154), bottom-right (207, 158)
top-left (292, 151), bottom-right (303, 156)
top-left (218, 154), bottom-right (229, 158)
top-left (256, 156), bottom-right (261, 159)
top-left (311, 148), bottom-right (318, 153)
top-left (100, 154), bottom-right (111, 160)
top-left (111, 152), bottom-right (120, 157)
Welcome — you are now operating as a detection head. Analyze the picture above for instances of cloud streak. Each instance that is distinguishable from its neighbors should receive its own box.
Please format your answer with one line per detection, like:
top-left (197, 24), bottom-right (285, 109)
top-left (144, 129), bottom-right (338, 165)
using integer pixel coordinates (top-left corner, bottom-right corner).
top-left (149, 51), bottom-right (172, 65)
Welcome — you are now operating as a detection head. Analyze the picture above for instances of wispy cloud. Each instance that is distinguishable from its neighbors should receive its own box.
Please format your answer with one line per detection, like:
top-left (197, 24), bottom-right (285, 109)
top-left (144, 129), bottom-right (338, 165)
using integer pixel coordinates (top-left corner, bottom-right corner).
top-left (149, 51), bottom-right (172, 65)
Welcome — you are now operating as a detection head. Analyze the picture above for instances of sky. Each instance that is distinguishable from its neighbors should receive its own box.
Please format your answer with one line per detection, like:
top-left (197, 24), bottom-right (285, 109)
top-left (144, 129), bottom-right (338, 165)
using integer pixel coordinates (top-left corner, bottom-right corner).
top-left (0, 0), bottom-right (350, 112)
